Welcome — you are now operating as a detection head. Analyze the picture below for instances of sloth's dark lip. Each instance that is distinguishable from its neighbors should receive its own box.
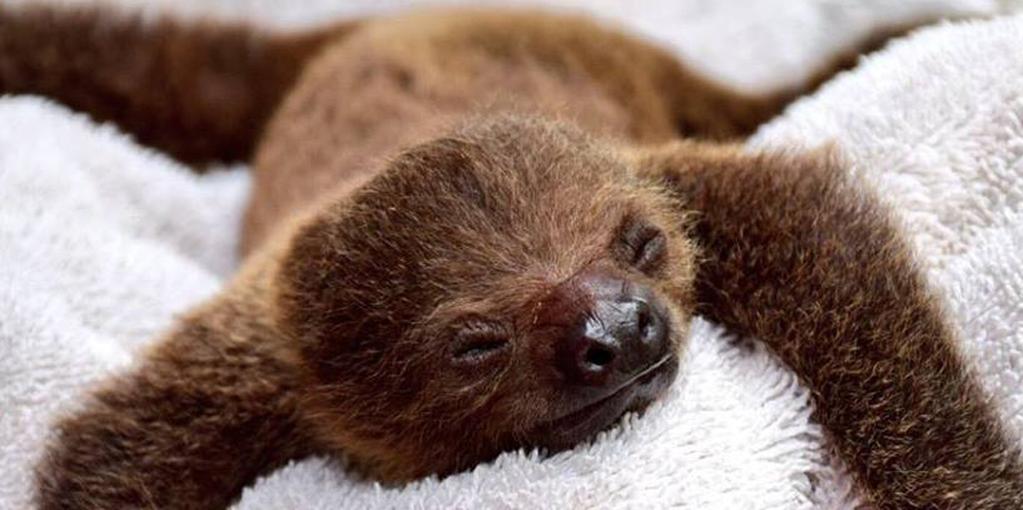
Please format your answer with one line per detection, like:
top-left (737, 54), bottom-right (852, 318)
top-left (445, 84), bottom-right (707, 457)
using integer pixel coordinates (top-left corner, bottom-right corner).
top-left (534, 353), bottom-right (678, 450)
top-left (554, 354), bottom-right (673, 419)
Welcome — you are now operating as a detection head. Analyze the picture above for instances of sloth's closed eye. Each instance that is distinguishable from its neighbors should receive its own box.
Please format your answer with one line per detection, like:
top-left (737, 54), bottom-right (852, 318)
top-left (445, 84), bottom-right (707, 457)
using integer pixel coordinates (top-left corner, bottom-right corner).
top-left (451, 324), bottom-right (510, 365)
top-left (618, 217), bottom-right (667, 274)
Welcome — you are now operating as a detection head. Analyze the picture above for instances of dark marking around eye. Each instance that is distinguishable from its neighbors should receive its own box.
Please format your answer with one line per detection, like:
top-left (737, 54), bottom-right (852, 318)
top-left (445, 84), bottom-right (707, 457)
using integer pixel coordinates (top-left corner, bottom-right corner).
top-left (617, 216), bottom-right (668, 273)
top-left (453, 338), bottom-right (508, 361)
top-left (451, 324), bottom-right (510, 365)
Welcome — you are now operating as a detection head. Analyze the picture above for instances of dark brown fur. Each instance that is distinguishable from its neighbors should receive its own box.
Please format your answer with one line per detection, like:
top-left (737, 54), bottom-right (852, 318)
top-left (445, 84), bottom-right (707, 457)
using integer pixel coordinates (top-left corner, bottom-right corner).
top-left (3, 4), bottom-right (1019, 510)
top-left (0, 6), bottom-right (353, 165)
top-left (633, 143), bottom-right (1023, 507)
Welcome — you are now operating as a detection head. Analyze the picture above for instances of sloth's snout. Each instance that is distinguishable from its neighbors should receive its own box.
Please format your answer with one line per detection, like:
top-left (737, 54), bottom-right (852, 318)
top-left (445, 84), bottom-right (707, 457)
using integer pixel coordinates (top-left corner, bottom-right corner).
top-left (554, 272), bottom-right (670, 389)
top-left (528, 269), bottom-right (677, 449)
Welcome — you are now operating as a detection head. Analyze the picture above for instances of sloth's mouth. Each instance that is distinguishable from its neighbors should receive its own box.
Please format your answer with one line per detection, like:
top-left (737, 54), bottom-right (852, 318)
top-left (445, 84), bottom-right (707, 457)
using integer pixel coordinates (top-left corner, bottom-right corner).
top-left (534, 354), bottom-right (678, 450)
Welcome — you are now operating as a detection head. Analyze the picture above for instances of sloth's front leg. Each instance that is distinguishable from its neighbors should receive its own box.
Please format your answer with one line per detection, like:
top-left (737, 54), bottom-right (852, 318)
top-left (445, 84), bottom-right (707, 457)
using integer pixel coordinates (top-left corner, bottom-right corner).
top-left (35, 302), bottom-right (311, 510)
top-left (631, 141), bottom-right (1023, 509)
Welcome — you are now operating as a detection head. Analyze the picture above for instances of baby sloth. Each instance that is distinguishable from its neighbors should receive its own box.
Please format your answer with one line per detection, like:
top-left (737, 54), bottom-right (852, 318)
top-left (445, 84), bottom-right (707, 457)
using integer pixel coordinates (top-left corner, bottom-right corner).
top-left (275, 123), bottom-right (693, 480)
top-left (2, 5), bottom-right (1022, 510)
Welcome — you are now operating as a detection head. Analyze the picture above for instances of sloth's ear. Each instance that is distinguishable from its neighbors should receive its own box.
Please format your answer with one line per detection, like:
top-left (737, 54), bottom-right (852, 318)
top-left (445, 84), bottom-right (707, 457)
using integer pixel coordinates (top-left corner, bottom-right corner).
top-left (270, 200), bottom-right (412, 378)
top-left (271, 204), bottom-right (362, 350)
top-left (268, 139), bottom-right (476, 351)
top-left (265, 140), bottom-right (474, 360)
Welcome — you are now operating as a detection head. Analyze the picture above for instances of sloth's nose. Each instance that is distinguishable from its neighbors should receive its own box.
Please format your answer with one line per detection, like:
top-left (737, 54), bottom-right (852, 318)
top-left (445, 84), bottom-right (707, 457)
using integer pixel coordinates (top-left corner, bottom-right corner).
top-left (555, 274), bottom-right (669, 388)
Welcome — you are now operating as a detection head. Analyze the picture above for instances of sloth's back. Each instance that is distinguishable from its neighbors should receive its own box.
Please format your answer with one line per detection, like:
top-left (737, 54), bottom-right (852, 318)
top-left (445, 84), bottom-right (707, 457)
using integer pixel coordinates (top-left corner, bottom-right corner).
top-left (242, 10), bottom-right (729, 254)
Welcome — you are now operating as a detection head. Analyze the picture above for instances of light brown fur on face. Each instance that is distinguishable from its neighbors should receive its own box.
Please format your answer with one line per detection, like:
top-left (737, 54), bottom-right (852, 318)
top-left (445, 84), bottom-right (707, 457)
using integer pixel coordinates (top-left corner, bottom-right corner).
top-left (2, 4), bottom-right (1020, 510)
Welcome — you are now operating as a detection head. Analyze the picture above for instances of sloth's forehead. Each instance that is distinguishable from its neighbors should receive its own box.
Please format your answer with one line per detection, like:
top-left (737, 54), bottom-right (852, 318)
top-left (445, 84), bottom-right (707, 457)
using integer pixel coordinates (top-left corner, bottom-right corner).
top-left (359, 176), bottom-right (650, 273)
top-left (397, 204), bottom-right (629, 294)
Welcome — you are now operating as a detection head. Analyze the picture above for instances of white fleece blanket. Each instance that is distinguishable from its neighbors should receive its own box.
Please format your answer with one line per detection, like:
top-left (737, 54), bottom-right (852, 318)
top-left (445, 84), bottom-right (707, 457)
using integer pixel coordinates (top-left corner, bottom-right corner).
top-left (2, 1), bottom-right (1023, 509)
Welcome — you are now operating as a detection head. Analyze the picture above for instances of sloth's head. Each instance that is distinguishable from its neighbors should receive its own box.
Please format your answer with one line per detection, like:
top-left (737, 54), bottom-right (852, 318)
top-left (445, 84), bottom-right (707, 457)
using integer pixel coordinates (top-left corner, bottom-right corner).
top-left (273, 116), bottom-right (696, 481)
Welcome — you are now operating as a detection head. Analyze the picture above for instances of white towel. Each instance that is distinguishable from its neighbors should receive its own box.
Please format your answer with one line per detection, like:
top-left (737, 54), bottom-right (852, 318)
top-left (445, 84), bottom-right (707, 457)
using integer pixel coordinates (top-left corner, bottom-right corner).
top-left (1, 1), bottom-right (1021, 509)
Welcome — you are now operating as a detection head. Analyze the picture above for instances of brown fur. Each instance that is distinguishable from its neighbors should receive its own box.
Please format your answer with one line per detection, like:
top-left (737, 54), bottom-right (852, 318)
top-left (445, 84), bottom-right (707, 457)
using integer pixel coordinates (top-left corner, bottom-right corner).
top-left (0, 5), bottom-right (352, 165)
top-left (3, 4), bottom-right (1019, 510)
top-left (633, 143), bottom-right (1023, 507)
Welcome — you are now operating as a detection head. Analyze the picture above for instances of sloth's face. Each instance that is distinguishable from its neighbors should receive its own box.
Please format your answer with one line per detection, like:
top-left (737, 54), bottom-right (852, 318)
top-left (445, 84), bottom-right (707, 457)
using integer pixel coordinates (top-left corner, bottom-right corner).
top-left (275, 118), bottom-right (696, 481)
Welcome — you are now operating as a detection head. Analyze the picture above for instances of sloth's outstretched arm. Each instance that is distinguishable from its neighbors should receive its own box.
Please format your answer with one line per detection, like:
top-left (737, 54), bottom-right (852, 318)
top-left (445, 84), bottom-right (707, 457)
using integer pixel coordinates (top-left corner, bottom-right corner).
top-left (632, 142), bottom-right (1023, 509)
top-left (35, 306), bottom-right (310, 510)
top-left (0, 5), bottom-right (353, 165)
